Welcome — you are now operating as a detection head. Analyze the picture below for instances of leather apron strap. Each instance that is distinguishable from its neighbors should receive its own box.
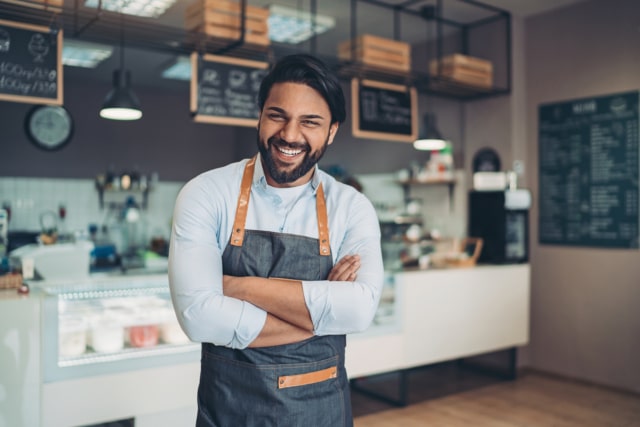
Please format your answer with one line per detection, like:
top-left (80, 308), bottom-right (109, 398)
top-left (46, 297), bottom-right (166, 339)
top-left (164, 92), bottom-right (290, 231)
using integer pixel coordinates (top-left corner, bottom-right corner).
top-left (230, 155), bottom-right (332, 257)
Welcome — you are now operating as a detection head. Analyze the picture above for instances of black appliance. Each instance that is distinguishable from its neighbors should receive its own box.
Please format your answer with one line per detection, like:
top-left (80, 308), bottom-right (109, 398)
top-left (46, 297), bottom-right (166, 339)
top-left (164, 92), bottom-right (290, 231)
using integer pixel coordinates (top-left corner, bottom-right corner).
top-left (469, 189), bottom-right (531, 264)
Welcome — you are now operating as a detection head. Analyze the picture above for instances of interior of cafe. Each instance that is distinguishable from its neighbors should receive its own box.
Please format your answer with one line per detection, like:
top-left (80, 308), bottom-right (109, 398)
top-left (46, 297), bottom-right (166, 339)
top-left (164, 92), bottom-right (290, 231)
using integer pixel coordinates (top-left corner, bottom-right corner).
top-left (0, 0), bottom-right (639, 426)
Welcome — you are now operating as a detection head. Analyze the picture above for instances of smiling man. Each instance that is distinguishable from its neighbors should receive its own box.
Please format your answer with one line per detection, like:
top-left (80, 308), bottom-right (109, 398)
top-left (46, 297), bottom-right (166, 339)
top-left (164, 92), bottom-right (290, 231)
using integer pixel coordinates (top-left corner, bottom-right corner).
top-left (169, 54), bottom-right (384, 427)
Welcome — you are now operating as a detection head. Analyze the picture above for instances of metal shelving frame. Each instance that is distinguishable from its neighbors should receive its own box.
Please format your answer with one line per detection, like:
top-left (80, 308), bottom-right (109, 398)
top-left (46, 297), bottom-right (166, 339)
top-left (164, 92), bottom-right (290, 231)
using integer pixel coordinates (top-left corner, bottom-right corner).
top-left (340, 0), bottom-right (512, 100)
top-left (0, 0), bottom-right (510, 99)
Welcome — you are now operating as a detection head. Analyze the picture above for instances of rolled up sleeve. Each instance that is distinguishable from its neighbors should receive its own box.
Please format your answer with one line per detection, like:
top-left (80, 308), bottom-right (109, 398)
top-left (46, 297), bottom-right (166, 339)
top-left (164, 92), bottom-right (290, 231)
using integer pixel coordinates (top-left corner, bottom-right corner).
top-left (302, 194), bottom-right (384, 335)
top-left (168, 178), bottom-right (267, 349)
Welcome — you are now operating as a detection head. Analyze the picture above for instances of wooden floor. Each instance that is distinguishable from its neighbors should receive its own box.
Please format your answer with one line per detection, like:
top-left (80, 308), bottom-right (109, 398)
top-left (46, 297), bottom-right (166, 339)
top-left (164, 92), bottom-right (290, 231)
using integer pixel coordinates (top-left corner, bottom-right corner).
top-left (352, 371), bottom-right (640, 427)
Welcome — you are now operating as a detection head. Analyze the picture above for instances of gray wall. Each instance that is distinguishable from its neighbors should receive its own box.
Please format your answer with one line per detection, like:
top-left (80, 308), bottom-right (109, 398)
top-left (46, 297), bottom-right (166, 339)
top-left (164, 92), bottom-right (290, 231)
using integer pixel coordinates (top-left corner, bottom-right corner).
top-left (0, 56), bottom-right (457, 183)
top-left (523, 0), bottom-right (640, 393)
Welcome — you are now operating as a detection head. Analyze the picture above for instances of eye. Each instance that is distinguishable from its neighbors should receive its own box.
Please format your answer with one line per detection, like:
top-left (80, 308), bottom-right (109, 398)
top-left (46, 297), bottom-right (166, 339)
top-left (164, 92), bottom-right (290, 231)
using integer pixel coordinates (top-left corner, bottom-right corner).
top-left (268, 113), bottom-right (286, 121)
top-left (301, 119), bottom-right (320, 127)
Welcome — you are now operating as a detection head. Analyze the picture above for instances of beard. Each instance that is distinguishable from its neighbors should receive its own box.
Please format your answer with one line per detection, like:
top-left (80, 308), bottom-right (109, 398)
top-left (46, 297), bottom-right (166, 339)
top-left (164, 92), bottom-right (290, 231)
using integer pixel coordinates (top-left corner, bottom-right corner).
top-left (258, 132), bottom-right (330, 185)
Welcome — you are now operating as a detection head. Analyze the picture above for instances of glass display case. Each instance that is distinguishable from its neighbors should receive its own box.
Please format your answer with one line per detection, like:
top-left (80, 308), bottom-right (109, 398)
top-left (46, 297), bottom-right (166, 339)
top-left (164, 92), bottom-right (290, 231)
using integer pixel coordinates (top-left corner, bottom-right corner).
top-left (39, 274), bottom-right (200, 382)
top-left (372, 271), bottom-right (397, 328)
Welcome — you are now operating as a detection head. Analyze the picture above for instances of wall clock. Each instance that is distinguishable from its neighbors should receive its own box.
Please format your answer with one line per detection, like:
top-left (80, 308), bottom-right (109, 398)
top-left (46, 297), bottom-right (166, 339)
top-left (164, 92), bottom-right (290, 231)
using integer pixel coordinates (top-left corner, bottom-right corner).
top-left (25, 105), bottom-right (74, 151)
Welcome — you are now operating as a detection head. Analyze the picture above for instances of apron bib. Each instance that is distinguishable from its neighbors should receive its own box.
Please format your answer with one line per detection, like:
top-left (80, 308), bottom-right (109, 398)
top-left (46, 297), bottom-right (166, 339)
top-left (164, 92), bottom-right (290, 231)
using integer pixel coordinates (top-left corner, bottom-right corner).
top-left (196, 156), bottom-right (352, 427)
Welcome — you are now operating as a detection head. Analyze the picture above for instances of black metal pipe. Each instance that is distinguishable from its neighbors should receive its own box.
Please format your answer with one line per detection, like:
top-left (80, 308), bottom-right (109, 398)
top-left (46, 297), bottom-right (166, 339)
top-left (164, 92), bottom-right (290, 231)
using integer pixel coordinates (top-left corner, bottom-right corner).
top-left (506, 12), bottom-right (512, 92)
top-left (73, 0), bottom-right (101, 37)
top-left (311, 0), bottom-right (317, 55)
top-left (350, 0), bottom-right (357, 62)
top-left (436, 0), bottom-right (443, 63)
top-left (458, 0), bottom-right (509, 15)
top-left (467, 12), bottom-right (509, 29)
top-left (394, 6), bottom-right (401, 41)
top-left (359, 0), bottom-right (463, 28)
top-left (215, 0), bottom-right (247, 55)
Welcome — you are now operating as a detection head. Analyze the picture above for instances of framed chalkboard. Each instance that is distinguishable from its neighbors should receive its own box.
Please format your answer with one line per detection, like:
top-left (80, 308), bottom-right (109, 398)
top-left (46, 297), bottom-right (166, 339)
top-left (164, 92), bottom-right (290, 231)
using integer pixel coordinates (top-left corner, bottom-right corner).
top-left (539, 91), bottom-right (639, 249)
top-left (190, 53), bottom-right (269, 127)
top-left (351, 78), bottom-right (417, 142)
top-left (0, 19), bottom-right (63, 105)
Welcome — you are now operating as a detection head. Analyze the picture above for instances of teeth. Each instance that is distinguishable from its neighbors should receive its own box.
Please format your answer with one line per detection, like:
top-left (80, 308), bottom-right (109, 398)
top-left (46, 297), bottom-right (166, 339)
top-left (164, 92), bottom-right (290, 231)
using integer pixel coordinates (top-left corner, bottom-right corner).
top-left (278, 147), bottom-right (302, 156)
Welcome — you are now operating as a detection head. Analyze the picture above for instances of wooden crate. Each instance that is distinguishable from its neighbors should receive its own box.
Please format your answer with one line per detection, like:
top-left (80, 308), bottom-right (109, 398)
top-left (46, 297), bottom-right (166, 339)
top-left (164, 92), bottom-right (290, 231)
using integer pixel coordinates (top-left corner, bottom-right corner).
top-left (0, 273), bottom-right (23, 290)
top-left (7, 0), bottom-right (63, 10)
top-left (338, 34), bottom-right (411, 73)
top-left (429, 54), bottom-right (493, 88)
top-left (184, 0), bottom-right (270, 47)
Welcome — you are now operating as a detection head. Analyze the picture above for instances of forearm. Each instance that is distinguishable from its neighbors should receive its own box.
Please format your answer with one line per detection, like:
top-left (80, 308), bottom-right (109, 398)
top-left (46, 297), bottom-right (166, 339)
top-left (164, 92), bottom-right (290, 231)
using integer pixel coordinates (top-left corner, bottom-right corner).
top-left (224, 276), bottom-right (314, 331)
top-left (248, 313), bottom-right (313, 347)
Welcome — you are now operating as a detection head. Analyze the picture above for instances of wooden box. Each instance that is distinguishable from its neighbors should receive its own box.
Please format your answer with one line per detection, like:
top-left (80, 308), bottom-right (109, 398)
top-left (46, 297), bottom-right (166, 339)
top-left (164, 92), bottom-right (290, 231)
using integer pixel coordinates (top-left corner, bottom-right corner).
top-left (338, 34), bottom-right (411, 73)
top-left (184, 0), bottom-right (270, 47)
top-left (429, 53), bottom-right (493, 88)
top-left (0, 273), bottom-right (23, 290)
top-left (11, 0), bottom-right (63, 9)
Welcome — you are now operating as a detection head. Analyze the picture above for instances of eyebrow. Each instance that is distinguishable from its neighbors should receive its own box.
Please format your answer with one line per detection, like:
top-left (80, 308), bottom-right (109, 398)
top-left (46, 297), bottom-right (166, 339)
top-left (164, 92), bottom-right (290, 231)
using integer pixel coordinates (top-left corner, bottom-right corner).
top-left (266, 106), bottom-right (326, 121)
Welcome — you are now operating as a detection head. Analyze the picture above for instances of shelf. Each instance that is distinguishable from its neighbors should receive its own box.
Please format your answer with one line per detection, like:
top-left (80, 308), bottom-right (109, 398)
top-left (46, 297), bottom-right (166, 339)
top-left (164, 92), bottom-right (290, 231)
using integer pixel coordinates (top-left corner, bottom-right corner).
top-left (58, 342), bottom-right (200, 368)
top-left (380, 215), bottom-right (423, 226)
top-left (336, 62), bottom-right (510, 100)
top-left (96, 186), bottom-right (151, 210)
top-left (398, 178), bottom-right (456, 211)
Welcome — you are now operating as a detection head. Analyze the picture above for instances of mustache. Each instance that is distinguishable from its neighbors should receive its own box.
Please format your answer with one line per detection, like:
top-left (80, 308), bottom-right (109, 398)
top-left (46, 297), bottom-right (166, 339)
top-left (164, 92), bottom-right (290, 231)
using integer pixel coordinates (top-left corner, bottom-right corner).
top-left (268, 136), bottom-right (310, 152)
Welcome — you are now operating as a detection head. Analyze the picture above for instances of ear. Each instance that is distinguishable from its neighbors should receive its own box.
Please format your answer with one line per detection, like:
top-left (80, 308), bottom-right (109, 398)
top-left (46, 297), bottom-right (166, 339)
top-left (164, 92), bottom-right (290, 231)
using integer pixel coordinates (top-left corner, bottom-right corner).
top-left (327, 122), bottom-right (339, 145)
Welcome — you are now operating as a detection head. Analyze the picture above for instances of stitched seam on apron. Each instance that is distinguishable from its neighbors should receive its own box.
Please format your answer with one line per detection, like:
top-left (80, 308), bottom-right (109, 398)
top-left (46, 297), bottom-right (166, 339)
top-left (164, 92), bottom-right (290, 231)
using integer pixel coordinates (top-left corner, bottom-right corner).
top-left (203, 352), bottom-right (339, 370)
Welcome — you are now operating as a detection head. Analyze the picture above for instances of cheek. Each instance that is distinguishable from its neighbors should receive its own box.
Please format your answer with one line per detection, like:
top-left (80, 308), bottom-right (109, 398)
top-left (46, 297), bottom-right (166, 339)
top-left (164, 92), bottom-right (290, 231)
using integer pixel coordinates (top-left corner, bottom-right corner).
top-left (259, 121), bottom-right (284, 140)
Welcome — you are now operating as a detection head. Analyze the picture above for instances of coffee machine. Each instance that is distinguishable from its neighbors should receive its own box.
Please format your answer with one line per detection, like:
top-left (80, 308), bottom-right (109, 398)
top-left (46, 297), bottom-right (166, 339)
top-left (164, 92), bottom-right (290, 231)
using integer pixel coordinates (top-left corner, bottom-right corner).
top-left (468, 189), bottom-right (531, 264)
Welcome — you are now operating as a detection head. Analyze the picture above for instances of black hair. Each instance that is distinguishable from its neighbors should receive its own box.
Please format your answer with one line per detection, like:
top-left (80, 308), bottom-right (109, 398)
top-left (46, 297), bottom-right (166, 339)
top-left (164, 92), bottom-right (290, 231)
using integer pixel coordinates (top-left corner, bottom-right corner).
top-left (257, 54), bottom-right (346, 125)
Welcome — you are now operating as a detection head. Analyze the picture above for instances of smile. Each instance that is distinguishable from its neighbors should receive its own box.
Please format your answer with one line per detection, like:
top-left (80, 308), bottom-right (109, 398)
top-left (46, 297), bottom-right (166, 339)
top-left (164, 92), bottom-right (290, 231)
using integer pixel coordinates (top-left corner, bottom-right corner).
top-left (277, 146), bottom-right (303, 157)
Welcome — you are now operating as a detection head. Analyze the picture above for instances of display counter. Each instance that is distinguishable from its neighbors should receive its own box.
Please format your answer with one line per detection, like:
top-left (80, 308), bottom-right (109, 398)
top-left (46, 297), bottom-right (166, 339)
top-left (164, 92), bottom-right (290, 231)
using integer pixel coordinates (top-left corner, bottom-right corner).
top-left (346, 264), bottom-right (530, 378)
top-left (0, 264), bottom-right (530, 426)
top-left (0, 274), bottom-right (200, 427)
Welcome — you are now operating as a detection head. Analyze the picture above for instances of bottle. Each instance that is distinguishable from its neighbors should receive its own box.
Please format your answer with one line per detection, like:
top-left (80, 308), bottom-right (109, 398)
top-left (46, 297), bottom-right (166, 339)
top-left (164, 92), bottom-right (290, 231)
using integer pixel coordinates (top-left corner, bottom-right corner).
top-left (439, 144), bottom-right (454, 180)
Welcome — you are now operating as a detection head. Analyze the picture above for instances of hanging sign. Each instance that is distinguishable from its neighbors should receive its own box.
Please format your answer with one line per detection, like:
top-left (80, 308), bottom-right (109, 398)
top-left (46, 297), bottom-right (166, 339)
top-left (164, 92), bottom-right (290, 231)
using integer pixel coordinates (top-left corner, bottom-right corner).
top-left (190, 52), bottom-right (269, 127)
top-left (539, 91), bottom-right (639, 249)
top-left (0, 19), bottom-right (63, 105)
top-left (351, 78), bottom-right (418, 142)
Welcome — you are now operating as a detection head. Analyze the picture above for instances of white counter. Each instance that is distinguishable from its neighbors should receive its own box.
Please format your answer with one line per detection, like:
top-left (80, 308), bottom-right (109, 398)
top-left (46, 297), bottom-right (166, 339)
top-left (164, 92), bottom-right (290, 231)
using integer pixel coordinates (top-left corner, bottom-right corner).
top-left (0, 264), bottom-right (530, 426)
top-left (346, 264), bottom-right (530, 378)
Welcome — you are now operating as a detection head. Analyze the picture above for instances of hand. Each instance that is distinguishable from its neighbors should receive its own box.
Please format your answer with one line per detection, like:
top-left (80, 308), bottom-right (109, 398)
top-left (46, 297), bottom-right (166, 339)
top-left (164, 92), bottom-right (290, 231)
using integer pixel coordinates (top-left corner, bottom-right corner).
top-left (327, 254), bottom-right (360, 281)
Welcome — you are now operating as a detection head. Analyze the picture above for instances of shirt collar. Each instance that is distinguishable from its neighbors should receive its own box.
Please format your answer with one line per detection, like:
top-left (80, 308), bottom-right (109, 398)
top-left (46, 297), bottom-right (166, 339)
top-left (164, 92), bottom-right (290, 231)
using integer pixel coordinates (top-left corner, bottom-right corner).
top-left (253, 153), bottom-right (321, 193)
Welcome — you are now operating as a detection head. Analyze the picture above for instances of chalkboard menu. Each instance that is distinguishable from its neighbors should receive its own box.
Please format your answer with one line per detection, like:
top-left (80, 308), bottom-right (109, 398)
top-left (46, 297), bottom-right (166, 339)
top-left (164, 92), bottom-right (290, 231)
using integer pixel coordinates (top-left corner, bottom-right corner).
top-left (351, 78), bottom-right (417, 142)
top-left (539, 91), bottom-right (639, 249)
top-left (190, 53), bottom-right (268, 127)
top-left (0, 19), bottom-right (63, 105)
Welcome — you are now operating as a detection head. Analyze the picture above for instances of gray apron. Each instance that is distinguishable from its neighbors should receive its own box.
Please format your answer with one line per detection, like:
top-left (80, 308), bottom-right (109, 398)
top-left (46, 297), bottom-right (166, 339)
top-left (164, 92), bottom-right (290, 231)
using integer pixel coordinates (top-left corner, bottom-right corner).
top-left (196, 156), bottom-right (352, 427)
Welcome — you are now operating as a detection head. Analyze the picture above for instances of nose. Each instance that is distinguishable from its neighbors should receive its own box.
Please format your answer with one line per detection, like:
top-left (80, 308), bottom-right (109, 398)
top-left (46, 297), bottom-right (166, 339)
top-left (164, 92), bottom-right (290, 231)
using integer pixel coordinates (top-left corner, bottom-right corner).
top-left (279, 120), bottom-right (302, 143)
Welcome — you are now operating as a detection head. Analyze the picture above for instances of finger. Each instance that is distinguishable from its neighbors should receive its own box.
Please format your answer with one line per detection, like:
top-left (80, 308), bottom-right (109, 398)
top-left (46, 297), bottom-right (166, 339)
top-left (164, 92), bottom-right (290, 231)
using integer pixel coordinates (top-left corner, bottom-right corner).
top-left (330, 256), bottom-right (359, 279)
top-left (330, 260), bottom-right (361, 281)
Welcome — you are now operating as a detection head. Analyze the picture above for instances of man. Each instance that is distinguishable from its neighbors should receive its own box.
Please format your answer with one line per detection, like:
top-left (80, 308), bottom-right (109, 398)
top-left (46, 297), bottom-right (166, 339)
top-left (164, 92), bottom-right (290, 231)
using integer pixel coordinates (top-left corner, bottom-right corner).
top-left (169, 54), bottom-right (384, 426)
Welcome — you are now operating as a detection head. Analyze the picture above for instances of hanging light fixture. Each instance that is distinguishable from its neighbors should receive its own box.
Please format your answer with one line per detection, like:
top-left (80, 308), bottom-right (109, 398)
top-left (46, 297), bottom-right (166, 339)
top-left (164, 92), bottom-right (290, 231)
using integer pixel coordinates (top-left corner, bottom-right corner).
top-left (413, 113), bottom-right (448, 151)
top-left (100, 13), bottom-right (142, 121)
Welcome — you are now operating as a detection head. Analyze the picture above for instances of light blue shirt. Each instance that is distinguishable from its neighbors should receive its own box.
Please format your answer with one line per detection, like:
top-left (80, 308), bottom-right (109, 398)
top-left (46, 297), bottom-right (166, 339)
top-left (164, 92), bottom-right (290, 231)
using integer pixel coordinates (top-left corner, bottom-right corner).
top-left (169, 155), bottom-right (384, 349)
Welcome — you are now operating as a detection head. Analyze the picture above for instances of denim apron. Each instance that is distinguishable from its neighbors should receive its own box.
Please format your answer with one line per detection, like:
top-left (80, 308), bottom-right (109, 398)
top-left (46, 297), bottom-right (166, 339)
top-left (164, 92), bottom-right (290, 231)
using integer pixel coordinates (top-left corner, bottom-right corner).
top-left (196, 156), bottom-right (352, 427)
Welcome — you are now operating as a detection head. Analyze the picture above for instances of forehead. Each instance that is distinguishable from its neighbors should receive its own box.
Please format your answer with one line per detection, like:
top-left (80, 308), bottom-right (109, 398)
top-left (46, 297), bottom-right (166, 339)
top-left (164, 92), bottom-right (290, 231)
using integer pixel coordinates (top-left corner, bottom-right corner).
top-left (264, 82), bottom-right (330, 116)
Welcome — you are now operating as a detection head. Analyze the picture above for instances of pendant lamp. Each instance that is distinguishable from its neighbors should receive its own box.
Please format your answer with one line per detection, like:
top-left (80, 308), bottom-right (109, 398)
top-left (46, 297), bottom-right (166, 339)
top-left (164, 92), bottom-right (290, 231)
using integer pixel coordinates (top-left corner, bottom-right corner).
top-left (99, 13), bottom-right (142, 121)
top-left (413, 113), bottom-right (448, 151)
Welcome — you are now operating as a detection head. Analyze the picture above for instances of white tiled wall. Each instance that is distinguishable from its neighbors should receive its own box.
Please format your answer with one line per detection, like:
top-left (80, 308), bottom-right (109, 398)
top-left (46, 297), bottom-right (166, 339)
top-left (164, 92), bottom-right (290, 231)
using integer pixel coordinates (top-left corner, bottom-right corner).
top-left (0, 172), bottom-right (467, 245)
top-left (0, 177), bottom-right (184, 241)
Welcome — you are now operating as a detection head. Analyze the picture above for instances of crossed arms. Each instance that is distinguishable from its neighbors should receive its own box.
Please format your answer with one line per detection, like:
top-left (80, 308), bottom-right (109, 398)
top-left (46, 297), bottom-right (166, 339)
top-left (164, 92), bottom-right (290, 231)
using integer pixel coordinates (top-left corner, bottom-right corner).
top-left (223, 254), bottom-right (361, 347)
